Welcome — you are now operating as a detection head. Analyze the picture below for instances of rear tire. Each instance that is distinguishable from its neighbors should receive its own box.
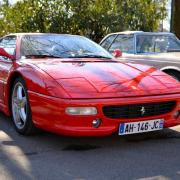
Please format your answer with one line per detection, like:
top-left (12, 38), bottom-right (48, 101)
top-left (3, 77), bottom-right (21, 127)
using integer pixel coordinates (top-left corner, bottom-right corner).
top-left (11, 77), bottom-right (37, 135)
top-left (165, 71), bottom-right (180, 82)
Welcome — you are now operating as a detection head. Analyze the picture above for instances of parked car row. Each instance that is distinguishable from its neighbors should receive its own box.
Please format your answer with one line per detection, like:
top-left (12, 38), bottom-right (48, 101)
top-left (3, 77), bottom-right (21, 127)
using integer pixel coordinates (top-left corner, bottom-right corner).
top-left (100, 31), bottom-right (180, 81)
top-left (0, 32), bottom-right (179, 137)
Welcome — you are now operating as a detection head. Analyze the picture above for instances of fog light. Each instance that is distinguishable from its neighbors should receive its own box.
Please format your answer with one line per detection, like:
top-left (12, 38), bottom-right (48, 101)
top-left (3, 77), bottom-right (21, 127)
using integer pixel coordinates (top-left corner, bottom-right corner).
top-left (92, 118), bottom-right (101, 128)
top-left (174, 110), bottom-right (180, 119)
top-left (66, 107), bottom-right (97, 115)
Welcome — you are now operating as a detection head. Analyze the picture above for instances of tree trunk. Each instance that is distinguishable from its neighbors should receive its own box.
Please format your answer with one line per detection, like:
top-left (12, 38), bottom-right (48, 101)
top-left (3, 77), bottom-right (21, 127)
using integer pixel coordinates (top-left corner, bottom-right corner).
top-left (171, 0), bottom-right (180, 39)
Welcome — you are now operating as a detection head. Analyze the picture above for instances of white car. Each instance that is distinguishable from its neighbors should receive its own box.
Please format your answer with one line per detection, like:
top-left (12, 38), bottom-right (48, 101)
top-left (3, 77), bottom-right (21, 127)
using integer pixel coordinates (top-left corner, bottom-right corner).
top-left (100, 31), bottom-right (180, 81)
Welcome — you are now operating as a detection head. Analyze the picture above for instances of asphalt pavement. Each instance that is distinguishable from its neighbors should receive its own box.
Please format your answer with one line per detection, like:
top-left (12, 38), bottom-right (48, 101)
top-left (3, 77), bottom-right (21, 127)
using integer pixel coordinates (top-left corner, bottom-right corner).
top-left (0, 112), bottom-right (180, 180)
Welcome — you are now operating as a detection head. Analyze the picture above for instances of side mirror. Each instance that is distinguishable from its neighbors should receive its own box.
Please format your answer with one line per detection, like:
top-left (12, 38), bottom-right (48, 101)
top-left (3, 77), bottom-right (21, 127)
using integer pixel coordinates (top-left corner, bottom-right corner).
top-left (112, 49), bottom-right (122, 58)
top-left (0, 48), bottom-right (15, 60)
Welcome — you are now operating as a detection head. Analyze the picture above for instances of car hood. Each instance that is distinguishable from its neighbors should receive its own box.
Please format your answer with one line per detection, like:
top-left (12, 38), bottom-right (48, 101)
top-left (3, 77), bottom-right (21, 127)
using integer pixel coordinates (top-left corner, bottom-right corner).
top-left (27, 58), bottom-right (180, 99)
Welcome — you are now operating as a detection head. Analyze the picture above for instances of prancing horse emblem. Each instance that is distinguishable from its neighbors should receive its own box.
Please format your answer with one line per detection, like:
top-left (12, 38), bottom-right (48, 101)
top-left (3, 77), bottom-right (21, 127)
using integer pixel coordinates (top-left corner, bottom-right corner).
top-left (140, 106), bottom-right (146, 116)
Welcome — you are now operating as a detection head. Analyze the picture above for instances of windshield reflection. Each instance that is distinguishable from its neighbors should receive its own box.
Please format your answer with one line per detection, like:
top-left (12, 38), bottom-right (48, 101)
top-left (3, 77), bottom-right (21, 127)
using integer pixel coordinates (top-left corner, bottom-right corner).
top-left (21, 35), bottom-right (113, 60)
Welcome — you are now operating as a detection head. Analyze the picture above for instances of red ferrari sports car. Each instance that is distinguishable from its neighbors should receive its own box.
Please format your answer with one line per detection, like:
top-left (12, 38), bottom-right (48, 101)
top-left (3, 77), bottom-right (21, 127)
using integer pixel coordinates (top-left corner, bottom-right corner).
top-left (0, 33), bottom-right (180, 136)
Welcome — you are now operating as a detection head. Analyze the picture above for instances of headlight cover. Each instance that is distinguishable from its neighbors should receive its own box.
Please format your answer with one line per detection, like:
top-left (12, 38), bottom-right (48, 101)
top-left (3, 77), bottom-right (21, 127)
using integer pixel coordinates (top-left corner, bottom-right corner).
top-left (66, 107), bottom-right (97, 115)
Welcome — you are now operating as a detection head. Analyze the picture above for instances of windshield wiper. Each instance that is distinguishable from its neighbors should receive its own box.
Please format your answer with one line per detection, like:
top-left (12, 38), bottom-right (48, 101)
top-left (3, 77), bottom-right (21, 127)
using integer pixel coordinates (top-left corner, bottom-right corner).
top-left (25, 54), bottom-right (62, 58)
top-left (167, 49), bottom-right (180, 52)
top-left (70, 54), bottom-right (112, 59)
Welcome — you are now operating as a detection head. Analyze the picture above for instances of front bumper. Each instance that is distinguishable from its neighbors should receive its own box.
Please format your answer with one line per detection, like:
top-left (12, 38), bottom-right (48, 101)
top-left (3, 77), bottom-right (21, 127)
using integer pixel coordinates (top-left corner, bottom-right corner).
top-left (28, 91), bottom-right (180, 137)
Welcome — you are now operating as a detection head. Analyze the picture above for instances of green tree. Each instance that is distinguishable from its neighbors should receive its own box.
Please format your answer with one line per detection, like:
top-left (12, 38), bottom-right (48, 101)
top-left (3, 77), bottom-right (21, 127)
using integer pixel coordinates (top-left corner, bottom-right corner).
top-left (0, 0), bottom-right (167, 42)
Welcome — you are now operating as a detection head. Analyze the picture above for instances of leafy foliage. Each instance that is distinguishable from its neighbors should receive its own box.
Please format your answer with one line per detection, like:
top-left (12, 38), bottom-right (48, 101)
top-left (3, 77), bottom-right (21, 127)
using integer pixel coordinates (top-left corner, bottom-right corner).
top-left (0, 0), bottom-right (167, 42)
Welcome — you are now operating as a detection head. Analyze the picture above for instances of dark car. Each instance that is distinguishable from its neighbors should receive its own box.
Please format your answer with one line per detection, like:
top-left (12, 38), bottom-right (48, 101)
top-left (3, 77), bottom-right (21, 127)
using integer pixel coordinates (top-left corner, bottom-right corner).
top-left (100, 31), bottom-right (180, 81)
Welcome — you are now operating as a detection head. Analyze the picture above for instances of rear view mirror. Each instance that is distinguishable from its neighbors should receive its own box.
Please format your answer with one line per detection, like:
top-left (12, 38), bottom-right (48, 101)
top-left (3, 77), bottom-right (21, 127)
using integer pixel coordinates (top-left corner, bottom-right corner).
top-left (0, 48), bottom-right (15, 60)
top-left (112, 49), bottom-right (122, 58)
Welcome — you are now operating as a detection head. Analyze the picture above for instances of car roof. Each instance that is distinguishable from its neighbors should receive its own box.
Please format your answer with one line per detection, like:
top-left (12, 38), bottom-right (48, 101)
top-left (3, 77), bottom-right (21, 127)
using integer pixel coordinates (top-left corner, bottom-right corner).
top-left (5, 33), bottom-right (82, 38)
top-left (105, 31), bottom-right (175, 36)
top-left (100, 31), bottom-right (176, 44)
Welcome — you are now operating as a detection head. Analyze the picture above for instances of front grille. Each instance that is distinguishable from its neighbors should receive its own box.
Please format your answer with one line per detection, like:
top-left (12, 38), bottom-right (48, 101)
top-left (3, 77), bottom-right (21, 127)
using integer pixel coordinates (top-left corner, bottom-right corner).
top-left (103, 101), bottom-right (176, 119)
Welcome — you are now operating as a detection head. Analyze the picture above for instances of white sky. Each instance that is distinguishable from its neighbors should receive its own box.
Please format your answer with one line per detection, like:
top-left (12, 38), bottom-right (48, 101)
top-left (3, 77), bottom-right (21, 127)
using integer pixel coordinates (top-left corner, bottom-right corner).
top-left (0, 0), bottom-right (19, 3)
top-left (5, 0), bottom-right (19, 3)
top-left (163, 0), bottom-right (172, 31)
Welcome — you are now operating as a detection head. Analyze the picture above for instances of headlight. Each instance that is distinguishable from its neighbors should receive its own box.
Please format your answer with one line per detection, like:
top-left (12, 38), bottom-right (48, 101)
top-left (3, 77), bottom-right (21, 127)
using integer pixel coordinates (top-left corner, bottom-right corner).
top-left (65, 107), bottom-right (97, 115)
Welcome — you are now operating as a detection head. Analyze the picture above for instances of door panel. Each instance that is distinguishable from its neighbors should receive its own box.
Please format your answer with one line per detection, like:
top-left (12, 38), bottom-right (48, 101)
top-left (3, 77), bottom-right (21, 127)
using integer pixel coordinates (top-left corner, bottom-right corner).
top-left (0, 60), bottom-right (13, 104)
top-left (0, 36), bottom-right (16, 105)
top-left (0, 61), bottom-right (4, 104)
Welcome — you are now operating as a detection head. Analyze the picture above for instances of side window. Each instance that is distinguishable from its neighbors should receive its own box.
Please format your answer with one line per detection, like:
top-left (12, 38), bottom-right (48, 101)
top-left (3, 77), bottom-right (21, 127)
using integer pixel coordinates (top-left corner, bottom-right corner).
top-left (154, 36), bottom-right (180, 53)
top-left (109, 35), bottom-right (134, 53)
top-left (100, 35), bottom-right (116, 50)
top-left (0, 36), bottom-right (16, 56)
top-left (167, 36), bottom-right (180, 50)
top-left (136, 35), bottom-right (180, 53)
top-left (136, 35), bottom-right (154, 53)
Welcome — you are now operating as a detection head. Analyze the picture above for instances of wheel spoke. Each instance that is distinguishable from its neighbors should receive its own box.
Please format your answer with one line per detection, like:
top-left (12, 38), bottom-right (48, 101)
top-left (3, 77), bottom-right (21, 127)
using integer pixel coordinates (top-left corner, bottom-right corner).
top-left (13, 97), bottom-right (19, 105)
top-left (13, 103), bottom-right (21, 124)
top-left (18, 108), bottom-right (26, 123)
top-left (21, 97), bottom-right (27, 108)
top-left (17, 86), bottom-right (23, 100)
top-left (19, 108), bottom-right (26, 122)
top-left (12, 82), bottom-right (27, 129)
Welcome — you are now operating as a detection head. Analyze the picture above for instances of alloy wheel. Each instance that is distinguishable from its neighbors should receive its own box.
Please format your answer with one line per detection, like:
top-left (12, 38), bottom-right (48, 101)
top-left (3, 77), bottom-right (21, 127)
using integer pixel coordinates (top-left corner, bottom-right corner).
top-left (12, 82), bottom-right (27, 129)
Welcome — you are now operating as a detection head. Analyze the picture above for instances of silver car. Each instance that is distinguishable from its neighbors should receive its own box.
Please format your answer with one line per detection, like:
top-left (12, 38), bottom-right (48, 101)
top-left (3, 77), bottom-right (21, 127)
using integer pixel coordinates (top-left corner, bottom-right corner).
top-left (100, 31), bottom-right (180, 81)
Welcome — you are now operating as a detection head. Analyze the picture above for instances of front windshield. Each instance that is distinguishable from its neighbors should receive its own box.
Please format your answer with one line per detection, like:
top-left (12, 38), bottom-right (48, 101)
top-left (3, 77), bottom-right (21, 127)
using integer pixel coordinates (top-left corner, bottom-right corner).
top-left (136, 34), bottom-right (180, 53)
top-left (21, 35), bottom-right (113, 59)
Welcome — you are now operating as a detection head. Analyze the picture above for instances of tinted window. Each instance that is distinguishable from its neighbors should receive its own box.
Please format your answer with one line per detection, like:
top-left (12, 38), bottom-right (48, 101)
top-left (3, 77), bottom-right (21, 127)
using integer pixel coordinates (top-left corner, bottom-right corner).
top-left (100, 35), bottom-right (116, 50)
top-left (136, 35), bottom-right (180, 53)
top-left (109, 35), bottom-right (134, 53)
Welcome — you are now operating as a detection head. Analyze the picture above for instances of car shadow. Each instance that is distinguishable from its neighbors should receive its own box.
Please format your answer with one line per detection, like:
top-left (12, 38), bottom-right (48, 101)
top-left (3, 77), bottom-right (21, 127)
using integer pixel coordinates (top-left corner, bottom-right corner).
top-left (1, 111), bottom-right (180, 179)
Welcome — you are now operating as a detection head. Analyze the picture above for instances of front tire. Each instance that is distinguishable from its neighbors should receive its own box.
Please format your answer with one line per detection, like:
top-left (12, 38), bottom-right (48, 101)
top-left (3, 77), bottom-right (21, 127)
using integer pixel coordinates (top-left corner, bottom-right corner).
top-left (11, 77), bottom-right (37, 135)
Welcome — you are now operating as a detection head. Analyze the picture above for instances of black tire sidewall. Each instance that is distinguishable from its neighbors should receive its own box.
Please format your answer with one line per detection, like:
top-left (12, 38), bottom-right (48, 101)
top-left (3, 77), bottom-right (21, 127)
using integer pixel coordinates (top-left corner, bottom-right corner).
top-left (167, 71), bottom-right (180, 82)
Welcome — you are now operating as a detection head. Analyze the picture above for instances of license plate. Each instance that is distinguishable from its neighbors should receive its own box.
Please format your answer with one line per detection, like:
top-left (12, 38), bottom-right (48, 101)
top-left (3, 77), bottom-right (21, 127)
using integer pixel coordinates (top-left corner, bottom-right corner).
top-left (119, 119), bottom-right (164, 135)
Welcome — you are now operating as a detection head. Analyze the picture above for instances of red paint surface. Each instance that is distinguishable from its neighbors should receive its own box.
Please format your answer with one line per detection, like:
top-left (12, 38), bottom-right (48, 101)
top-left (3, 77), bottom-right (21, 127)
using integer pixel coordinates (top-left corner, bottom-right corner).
top-left (0, 33), bottom-right (180, 136)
